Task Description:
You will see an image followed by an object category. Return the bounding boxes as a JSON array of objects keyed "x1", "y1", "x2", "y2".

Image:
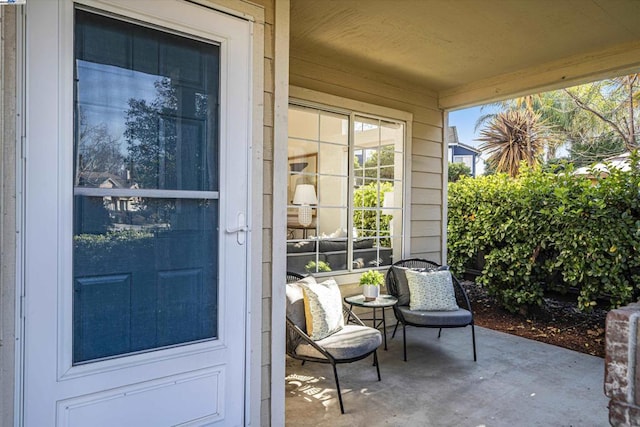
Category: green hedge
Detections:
[{"x1": 447, "y1": 154, "x2": 640, "y2": 313}]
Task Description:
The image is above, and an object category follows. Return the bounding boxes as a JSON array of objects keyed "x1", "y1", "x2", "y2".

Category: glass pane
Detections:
[
  {"x1": 316, "y1": 207, "x2": 347, "y2": 239},
  {"x1": 381, "y1": 120, "x2": 404, "y2": 150},
  {"x1": 353, "y1": 239, "x2": 392, "y2": 270},
  {"x1": 353, "y1": 179, "x2": 382, "y2": 209},
  {"x1": 354, "y1": 117, "x2": 380, "y2": 147},
  {"x1": 74, "y1": 10, "x2": 219, "y2": 192},
  {"x1": 380, "y1": 165, "x2": 394, "y2": 181},
  {"x1": 353, "y1": 208, "x2": 379, "y2": 236},
  {"x1": 319, "y1": 111, "x2": 348, "y2": 145},
  {"x1": 318, "y1": 143, "x2": 348, "y2": 176},
  {"x1": 73, "y1": 196, "x2": 218, "y2": 363},
  {"x1": 289, "y1": 106, "x2": 319, "y2": 140},
  {"x1": 288, "y1": 138, "x2": 317, "y2": 160},
  {"x1": 319, "y1": 238, "x2": 347, "y2": 272},
  {"x1": 73, "y1": 10, "x2": 221, "y2": 363},
  {"x1": 317, "y1": 175, "x2": 347, "y2": 206}
]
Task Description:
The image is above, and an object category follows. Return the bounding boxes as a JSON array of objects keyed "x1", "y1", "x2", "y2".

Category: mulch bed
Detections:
[{"x1": 462, "y1": 281, "x2": 607, "y2": 358}]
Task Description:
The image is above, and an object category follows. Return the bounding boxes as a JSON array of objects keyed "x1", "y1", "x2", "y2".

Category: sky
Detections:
[{"x1": 448, "y1": 105, "x2": 497, "y2": 175}]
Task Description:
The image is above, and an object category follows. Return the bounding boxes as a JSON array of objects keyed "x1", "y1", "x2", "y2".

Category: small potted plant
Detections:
[
  {"x1": 304, "y1": 260, "x2": 331, "y2": 273},
  {"x1": 359, "y1": 269, "x2": 384, "y2": 301}
]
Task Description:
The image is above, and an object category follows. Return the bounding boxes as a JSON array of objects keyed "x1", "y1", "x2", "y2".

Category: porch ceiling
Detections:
[{"x1": 290, "y1": 0, "x2": 640, "y2": 109}]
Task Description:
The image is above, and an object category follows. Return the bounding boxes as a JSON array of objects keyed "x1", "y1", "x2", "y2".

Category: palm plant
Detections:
[
  {"x1": 478, "y1": 109, "x2": 552, "y2": 177},
  {"x1": 475, "y1": 93, "x2": 569, "y2": 161}
]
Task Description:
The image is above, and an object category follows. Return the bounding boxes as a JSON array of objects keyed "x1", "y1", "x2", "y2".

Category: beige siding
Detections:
[
  {"x1": 290, "y1": 56, "x2": 446, "y2": 265},
  {"x1": 0, "y1": 7, "x2": 17, "y2": 427},
  {"x1": 250, "y1": 0, "x2": 276, "y2": 424}
]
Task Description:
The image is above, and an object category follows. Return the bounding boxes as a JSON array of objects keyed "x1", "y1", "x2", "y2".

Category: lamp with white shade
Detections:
[
  {"x1": 293, "y1": 184, "x2": 318, "y2": 227},
  {"x1": 382, "y1": 190, "x2": 394, "y2": 216}
]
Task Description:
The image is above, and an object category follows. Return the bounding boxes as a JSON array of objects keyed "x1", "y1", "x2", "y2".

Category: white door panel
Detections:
[{"x1": 23, "y1": 1, "x2": 251, "y2": 425}]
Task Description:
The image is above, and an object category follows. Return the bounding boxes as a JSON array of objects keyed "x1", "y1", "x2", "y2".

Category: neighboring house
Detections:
[
  {"x1": 2, "y1": 1, "x2": 640, "y2": 426},
  {"x1": 78, "y1": 171, "x2": 140, "y2": 212},
  {"x1": 447, "y1": 126, "x2": 481, "y2": 177}
]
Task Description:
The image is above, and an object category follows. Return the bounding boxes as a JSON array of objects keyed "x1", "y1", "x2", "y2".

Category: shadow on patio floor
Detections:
[{"x1": 285, "y1": 325, "x2": 607, "y2": 426}]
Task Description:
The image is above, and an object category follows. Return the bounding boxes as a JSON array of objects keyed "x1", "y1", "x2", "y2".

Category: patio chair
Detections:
[
  {"x1": 386, "y1": 258, "x2": 477, "y2": 362},
  {"x1": 286, "y1": 272, "x2": 382, "y2": 414}
]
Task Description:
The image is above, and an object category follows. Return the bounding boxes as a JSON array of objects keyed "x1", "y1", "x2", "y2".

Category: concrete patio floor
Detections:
[{"x1": 285, "y1": 325, "x2": 608, "y2": 426}]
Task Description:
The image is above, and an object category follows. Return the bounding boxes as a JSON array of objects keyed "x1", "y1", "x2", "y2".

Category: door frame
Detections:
[{"x1": 14, "y1": 0, "x2": 265, "y2": 425}]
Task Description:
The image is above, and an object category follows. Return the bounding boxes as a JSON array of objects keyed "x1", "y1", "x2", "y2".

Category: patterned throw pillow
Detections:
[
  {"x1": 299, "y1": 278, "x2": 344, "y2": 340},
  {"x1": 286, "y1": 276, "x2": 318, "y2": 332},
  {"x1": 405, "y1": 269, "x2": 459, "y2": 311}
]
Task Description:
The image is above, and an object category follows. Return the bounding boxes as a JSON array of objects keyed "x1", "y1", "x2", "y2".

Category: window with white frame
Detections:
[{"x1": 286, "y1": 103, "x2": 404, "y2": 275}]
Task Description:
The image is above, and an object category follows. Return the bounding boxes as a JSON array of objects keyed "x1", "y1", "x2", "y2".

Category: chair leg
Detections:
[
  {"x1": 403, "y1": 324, "x2": 407, "y2": 362},
  {"x1": 437, "y1": 328, "x2": 442, "y2": 338},
  {"x1": 332, "y1": 363, "x2": 345, "y2": 414},
  {"x1": 471, "y1": 324, "x2": 477, "y2": 362},
  {"x1": 373, "y1": 351, "x2": 381, "y2": 381},
  {"x1": 391, "y1": 320, "x2": 400, "y2": 339}
]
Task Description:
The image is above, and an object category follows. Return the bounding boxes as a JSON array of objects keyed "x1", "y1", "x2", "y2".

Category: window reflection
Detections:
[
  {"x1": 72, "y1": 10, "x2": 221, "y2": 363},
  {"x1": 75, "y1": 10, "x2": 218, "y2": 192}
]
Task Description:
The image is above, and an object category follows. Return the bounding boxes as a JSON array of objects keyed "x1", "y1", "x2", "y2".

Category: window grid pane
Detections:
[{"x1": 287, "y1": 106, "x2": 404, "y2": 275}]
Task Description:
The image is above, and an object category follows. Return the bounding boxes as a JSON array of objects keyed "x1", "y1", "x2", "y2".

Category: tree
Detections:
[
  {"x1": 124, "y1": 78, "x2": 178, "y2": 190},
  {"x1": 475, "y1": 93, "x2": 566, "y2": 161},
  {"x1": 474, "y1": 76, "x2": 640, "y2": 166},
  {"x1": 564, "y1": 74, "x2": 639, "y2": 153},
  {"x1": 76, "y1": 111, "x2": 125, "y2": 182},
  {"x1": 448, "y1": 162, "x2": 471, "y2": 182},
  {"x1": 354, "y1": 145, "x2": 395, "y2": 182},
  {"x1": 478, "y1": 110, "x2": 551, "y2": 177}
]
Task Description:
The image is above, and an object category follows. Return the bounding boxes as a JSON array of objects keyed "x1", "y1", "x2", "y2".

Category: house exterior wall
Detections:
[
  {"x1": 248, "y1": 0, "x2": 279, "y2": 424},
  {"x1": 451, "y1": 145, "x2": 478, "y2": 177},
  {"x1": 0, "y1": 6, "x2": 17, "y2": 427},
  {"x1": 289, "y1": 57, "x2": 446, "y2": 264}
]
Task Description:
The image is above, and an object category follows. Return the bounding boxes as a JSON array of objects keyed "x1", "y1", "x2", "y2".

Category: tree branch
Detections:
[{"x1": 563, "y1": 88, "x2": 634, "y2": 150}]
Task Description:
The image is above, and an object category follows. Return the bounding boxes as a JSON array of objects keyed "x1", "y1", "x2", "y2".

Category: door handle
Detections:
[{"x1": 225, "y1": 213, "x2": 249, "y2": 245}]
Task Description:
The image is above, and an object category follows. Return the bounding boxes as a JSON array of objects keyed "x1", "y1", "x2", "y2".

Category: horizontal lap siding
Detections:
[{"x1": 290, "y1": 57, "x2": 445, "y2": 264}]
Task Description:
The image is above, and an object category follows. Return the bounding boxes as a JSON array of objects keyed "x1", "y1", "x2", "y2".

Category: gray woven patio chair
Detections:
[
  {"x1": 385, "y1": 258, "x2": 477, "y2": 362},
  {"x1": 286, "y1": 272, "x2": 382, "y2": 414}
]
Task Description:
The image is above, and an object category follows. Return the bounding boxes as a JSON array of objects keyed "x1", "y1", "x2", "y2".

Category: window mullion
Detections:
[{"x1": 347, "y1": 113, "x2": 356, "y2": 271}]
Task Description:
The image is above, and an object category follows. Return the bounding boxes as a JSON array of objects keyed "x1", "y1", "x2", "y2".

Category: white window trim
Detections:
[{"x1": 288, "y1": 86, "x2": 413, "y2": 285}]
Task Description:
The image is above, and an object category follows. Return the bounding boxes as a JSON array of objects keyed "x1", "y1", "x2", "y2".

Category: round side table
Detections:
[{"x1": 344, "y1": 294, "x2": 398, "y2": 350}]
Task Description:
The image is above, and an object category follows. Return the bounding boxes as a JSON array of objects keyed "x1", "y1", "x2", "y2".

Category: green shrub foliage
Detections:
[{"x1": 448, "y1": 153, "x2": 640, "y2": 313}]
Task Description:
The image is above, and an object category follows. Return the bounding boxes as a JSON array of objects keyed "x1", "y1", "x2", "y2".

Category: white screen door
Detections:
[{"x1": 23, "y1": 1, "x2": 252, "y2": 425}]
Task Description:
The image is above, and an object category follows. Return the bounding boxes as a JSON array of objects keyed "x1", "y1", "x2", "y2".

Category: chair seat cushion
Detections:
[
  {"x1": 398, "y1": 305, "x2": 472, "y2": 326},
  {"x1": 295, "y1": 325, "x2": 382, "y2": 360}
]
